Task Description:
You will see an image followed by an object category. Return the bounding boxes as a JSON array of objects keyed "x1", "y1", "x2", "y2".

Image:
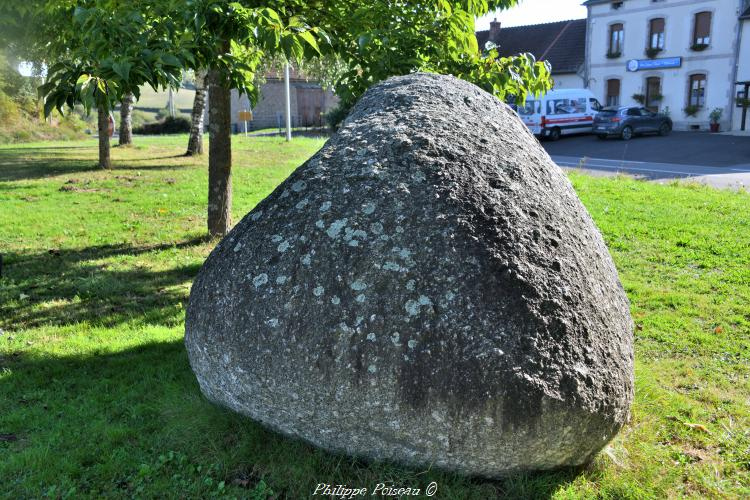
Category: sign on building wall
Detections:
[{"x1": 626, "y1": 57, "x2": 682, "y2": 72}]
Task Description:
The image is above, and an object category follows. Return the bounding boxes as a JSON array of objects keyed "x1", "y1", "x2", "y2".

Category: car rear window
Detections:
[{"x1": 598, "y1": 109, "x2": 618, "y2": 116}]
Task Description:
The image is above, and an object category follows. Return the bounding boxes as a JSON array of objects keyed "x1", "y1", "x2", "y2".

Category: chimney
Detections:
[{"x1": 489, "y1": 18, "x2": 502, "y2": 42}]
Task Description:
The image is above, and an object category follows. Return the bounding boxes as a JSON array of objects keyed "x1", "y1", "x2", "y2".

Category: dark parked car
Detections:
[{"x1": 593, "y1": 106, "x2": 672, "y2": 140}]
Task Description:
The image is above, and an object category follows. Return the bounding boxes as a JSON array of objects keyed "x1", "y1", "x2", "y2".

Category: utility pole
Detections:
[
  {"x1": 284, "y1": 63, "x2": 292, "y2": 141},
  {"x1": 168, "y1": 88, "x2": 175, "y2": 118}
]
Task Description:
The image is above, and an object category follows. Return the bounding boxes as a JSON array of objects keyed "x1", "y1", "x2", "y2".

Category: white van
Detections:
[{"x1": 516, "y1": 89, "x2": 602, "y2": 141}]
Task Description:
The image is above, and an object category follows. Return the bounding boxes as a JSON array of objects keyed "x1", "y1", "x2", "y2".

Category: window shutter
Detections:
[
  {"x1": 651, "y1": 18, "x2": 664, "y2": 34},
  {"x1": 695, "y1": 12, "x2": 711, "y2": 39}
]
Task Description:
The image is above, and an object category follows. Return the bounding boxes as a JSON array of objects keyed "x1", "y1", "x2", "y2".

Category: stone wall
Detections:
[{"x1": 229, "y1": 79, "x2": 339, "y2": 132}]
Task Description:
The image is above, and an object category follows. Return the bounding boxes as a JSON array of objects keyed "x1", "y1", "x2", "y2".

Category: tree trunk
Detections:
[
  {"x1": 186, "y1": 69, "x2": 208, "y2": 156},
  {"x1": 97, "y1": 107, "x2": 112, "y2": 169},
  {"x1": 119, "y1": 92, "x2": 134, "y2": 146},
  {"x1": 207, "y1": 69, "x2": 232, "y2": 237}
]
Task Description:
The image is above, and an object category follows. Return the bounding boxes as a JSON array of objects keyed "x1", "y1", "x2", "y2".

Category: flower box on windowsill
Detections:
[
  {"x1": 606, "y1": 51, "x2": 622, "y2": 59},
  {"x1": 632, "y1": 93, "x2": 646, "y2": 104},
  {"x1": 683, "y1": 105, "x2": 701, "y2": 117},
  {"x1": 645, "y1": 47, "x2": 663, "y2": 59},
  {"x1": 690, "y1": 43, "x2": 709, "y2": 52}
]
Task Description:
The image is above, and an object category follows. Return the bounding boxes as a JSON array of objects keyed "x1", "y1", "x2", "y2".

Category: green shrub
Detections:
[
  {"x1": 0, "y1": 91, "x2": 20, "y2": 121},
  {"x1": 324, "y1": 104, "x2": 350, "y2": 131},
  {"x1": 154, "y1": 105, "x2": 177, "y2": 121},
  {"x1": 133, "y1": 115, "x2": 191, "y2": 135},
  {"x1": 131, "y1": 109, "x2": 151, "y2": 129}
]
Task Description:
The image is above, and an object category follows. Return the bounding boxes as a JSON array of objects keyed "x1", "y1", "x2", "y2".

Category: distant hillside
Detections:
[
  {"x1": 0, "y1": 54, "x2": 86, "y2": 144},
  {"x1": 0, "y1": 95, "x2": 87, "y2": 144}
]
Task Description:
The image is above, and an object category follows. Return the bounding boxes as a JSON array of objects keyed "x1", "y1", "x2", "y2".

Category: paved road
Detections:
[
  {"x1": 542, "y1": 131, "x2": 750, "y2": 168},
  {"x1": 542, "y1": 131, "x2": 750, "y2": 188}
]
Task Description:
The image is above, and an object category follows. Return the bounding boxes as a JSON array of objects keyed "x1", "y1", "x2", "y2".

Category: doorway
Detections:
[
  {"x1": 296, "y1": 87, "x2": 324, "y2": 127},
  {"x1": 645, "y1": 76, "x2": 662, "y2": 112}
]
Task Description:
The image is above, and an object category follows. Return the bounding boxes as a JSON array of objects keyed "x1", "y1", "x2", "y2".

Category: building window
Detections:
[
  {"x1": 649, "y1": 18, "x2": 665, "y2": 50},
  {"x1": 608, "y1": 23, "x2": 624, "y2": 56},
  {"x1": 687, "y1": 74, "x2": 706, "y2": 108},
  {"x1": 692, "y1": 12, "x2": 711, "y2": 48},
  {"x1": 606, "y1": 79, "x2": 621, "y2": 106},
  {"x1": 645, "y1": 76, "x2": 662, "y2": 112}
]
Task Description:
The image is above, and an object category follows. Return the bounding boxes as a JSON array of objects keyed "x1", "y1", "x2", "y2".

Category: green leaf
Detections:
[
  {"x1": 112, "y1": 62, "x2": 131, "y2": 82},
  {"x1": 298, "y1": 31, "x2": 319, "y2": 54},
  {"x1": 43, "y1": 96, "x2": 56, "y2": 117},
  {"x1": 76, "y1": 74, "x2": 91, "y2": 86},
  {"x1": 160, "y1": 54, "x2": 182, "y2": 68}
]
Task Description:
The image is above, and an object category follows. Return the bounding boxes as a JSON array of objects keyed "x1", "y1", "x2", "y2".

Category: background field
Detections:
[
  {"x1": 1, "y1": 136, "x2": 749, "y2": 498},
  {"x1": 135, "y1": 86, "x2": 196, "y2": 111},
  {"x1": 124, "y1": 86, "x2": 196, "y2": 124}
]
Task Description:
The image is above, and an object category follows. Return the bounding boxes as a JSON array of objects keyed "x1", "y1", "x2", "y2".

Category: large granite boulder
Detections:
[{"x1": 185, "y1": 73, "x2": 634, "y2": 478}]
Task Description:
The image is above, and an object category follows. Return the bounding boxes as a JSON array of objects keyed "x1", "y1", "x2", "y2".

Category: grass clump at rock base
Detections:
[{"x1": 1, "y1": 135, "x2": 749, "y2": 498}]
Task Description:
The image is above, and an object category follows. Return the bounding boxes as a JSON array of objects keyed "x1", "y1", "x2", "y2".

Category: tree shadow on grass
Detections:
[
  {"x1": 0, "y1": 145, "x2": 92, "y2": 152},
  {"x1": 0, "y1": 340, "x2": 584, "y2": 499},
  {"x1": 134, "y1": 154, "x2": 192, "y2": 161},
  {"x1": 0, "y1": 149, "x2": 101, "y2": 182},
  {"x1": 0, "y1": 148, "x2": 198, "y2": 183},
  {"x1": 0, "y1": 237, "x2": 209, "y2": 331},
  {"x1": 111, "y1": 163, "x2": 198, "y2": 172}
]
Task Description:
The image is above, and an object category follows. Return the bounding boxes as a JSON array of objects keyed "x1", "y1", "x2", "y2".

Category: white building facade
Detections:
[
  {"x1": 733, "y1": 8, "x2": 750, "y2": 130},
  {"x1": 584, "y1": 0, "x2": 750, "y2": 131}
]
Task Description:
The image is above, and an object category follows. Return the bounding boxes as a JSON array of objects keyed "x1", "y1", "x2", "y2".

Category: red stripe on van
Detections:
[{"x1": 544, "y1": 116, "x2": 594, "y2": 125}]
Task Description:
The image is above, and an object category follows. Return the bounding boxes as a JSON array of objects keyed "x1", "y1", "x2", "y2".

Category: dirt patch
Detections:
[
  {"x1": 59, "y1": 179, "x2": 108, "y2": 193},
  {"x1": 115, "y1": 175, "x2": 140, "y2": 183},
  {"x1": 59, "y1": 185, "x2": 103, "y2": 193},
  {"x1": 682, "y1": 444, "x2": 719, "y2": 464}
]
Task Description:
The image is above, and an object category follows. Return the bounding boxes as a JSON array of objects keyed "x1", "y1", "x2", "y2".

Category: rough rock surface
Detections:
[{"x1": 185, "y1": 73, "x2": 634, "y2": 478}]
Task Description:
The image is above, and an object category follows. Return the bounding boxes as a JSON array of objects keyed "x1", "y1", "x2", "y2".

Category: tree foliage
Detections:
[
  {"x1": 38, "y1": 2, "x2": 188, "y2": 116},
  {"x1": 184, "y1": 0, "x2": 323, "y2": 105},
  {"x1": 3, "y1": 0, "x2": 552, "y2": 120},
  {"x1": 299, "y1": 0, "x2": 552, "y2": 109}
]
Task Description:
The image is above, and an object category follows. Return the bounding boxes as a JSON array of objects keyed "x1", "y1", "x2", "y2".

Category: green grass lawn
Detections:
[{"x1": 1, "y1": 136, "x2": 749, "y2": 499}]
